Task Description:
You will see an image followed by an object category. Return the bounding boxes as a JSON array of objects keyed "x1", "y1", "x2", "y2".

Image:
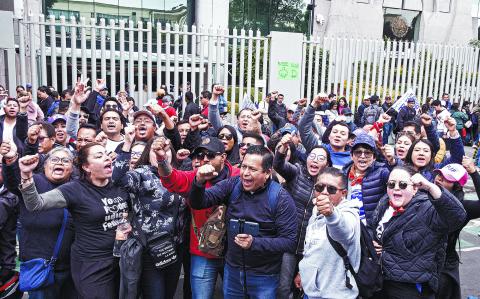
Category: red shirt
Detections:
[{"x1": 160, "y1": 162, "x2": 240, "y2": 259}]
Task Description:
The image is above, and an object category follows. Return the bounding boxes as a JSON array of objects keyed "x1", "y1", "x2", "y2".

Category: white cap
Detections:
[
  {"x1": 317, "y1": 92, "x2": 328, "y2": 98},
  {"x1": 143, "y1": 99, "x2": 157, "y2": 107}
]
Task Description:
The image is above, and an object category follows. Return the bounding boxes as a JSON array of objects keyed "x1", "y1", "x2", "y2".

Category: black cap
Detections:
[{"x1": 191, "y1": 137, "x2": 225, "y2": 156}]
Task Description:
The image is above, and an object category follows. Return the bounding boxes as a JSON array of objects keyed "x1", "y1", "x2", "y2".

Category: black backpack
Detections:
[{"x1": 326, "y1": 222, "x2": 383, "y2": 298}]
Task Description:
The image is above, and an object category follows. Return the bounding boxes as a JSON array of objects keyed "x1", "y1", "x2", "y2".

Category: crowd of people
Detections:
[{"x1": 0, "y1": 80, "x2": 479, "y2": 299}]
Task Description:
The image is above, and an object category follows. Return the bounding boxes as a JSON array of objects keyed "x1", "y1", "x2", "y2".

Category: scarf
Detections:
[
  {"x1": 388, "y1": 200, "x2": 405, "y2": 216},
  {"x1": 348, "y1": 165, "x2": 364, "y2": 186}
]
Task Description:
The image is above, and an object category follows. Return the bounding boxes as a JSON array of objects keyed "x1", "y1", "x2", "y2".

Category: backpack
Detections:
[
  {"x1": 192, "y1": 179, "x2": 282, "y2": 257},
  {"x1": 326, "y1": 222, "x2": 383, "y2": 298}
]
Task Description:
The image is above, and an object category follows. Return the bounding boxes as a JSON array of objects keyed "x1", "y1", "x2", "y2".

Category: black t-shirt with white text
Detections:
[{"x1": 58, "y1": 180, "x2": 129, "y2": 260}]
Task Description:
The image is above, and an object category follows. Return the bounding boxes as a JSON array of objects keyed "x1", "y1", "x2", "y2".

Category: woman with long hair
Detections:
[{"x1": 18, "y1": 142, "x2": 130, "y2": 298}]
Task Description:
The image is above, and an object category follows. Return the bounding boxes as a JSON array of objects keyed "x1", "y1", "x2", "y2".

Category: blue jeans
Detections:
[
  {"x1": 28, "y1": 269, "x2": 76, "y2": 299},
  {"x1": 190, "y1": 255, "x2": 223, "y2": 299},
  {"x1": 223, "y1": 263, "x2": 279, "y2": 299},
  {"x1": 382, "y1": 123, "x2": 393, "y2": 145}
]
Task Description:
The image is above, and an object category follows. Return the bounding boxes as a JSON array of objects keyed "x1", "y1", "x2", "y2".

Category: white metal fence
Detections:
[
  {"x1": 14, "y1": 14, "x2": 480, "y2": 114},
  {"x1": 301, "y1": 37, "x2": 480, "y2": 111},
  {"x1": 17, "y1": 14, "x2": 269, "y2": 116}
]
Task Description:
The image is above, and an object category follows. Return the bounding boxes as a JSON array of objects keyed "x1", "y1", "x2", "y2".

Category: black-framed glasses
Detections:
[
  {"x1": 194, "y1": 151, "x2": 220, "y2": 160},
  {"x1": 387, "y1": 180, "x2": 411, "y2": 190},
  {"x1": 314, "y1": 184, "x2": 341, "y2": 195},
  {"x1": 218, "y1": 133, "x2": 233, "y2": 141},
  {"x1": 49, "y1": 157, "x2": 72, "y2": 165},
  {"x1": 105, "y1": 104, "x2": 118, "y2": 110},
  {"x1": 239, "y1": 142, "x2": 254, "y2": 148},
  {"x1": 352, "y1": 150, "x2": 374, "y2": 159}
]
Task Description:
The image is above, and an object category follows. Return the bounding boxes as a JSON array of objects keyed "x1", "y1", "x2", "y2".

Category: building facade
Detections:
[{"x1": 312, "y1": 0, "x2": 479, "y2": 44}]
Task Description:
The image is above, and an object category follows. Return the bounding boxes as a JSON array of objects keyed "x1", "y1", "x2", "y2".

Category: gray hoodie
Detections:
[{"x1": 299, "y1": 199, "x2": 361, "y2": 299}]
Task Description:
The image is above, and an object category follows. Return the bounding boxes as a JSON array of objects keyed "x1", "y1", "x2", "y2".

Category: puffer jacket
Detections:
[
  {"x1": 268, "y1": 99, "x2": 287, "y2": 129},
  {"x1": 273, "y1": 151, "x2": 316, "y2": 255},
  {"x1": 368, "y1": 189, "x2": 466, "y2": 292},
  {"x1": 112, "y1": 152, "x2": 186, "y2": 245},
  {"x1": 342, "y1": 161, "x2": 390, "y2": 222}
]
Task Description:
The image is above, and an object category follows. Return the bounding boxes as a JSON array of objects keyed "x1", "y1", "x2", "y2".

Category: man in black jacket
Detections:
[
  {"x1": 268, "y1": 94, "x2": 287, "y2": 132},
  {"x1": 190, "y1": 145, "x2": 297, "y2": 298},
  {"x1": 395, "y1": 98, "x2": 416, "y2": 132}
]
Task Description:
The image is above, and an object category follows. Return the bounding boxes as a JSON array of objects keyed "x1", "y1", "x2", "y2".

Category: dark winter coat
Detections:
[
  {"x1": 268, "y1": 100, "x2": 287, "y2": 130},
  {"x1": 368, "y1": 189, "x2": 466, "y2": 292}
]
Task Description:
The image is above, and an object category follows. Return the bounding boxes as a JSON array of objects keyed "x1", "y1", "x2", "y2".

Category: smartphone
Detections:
[{"x1": 229, "y1": 219, "x2": 259, "y2": 237}]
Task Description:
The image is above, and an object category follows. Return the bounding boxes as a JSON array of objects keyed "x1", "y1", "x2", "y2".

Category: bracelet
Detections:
[{"x1": 4, "y1": 153, "x2": 18, "y2": 163}]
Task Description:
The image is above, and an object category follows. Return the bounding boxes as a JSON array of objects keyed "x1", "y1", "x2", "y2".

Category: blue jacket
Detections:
[
  {"x1": 368, "y1": 189, "x2": 466, "y2": 291},
  {"x1": 189, "y1": 177, "x2": 297, "y2": 274},
  {"x1": 342, "y1": 161, "x2": 390, "y2": 222},
  {"x1": 396, "y1": 105, "x2": 416, "y2": 131}
]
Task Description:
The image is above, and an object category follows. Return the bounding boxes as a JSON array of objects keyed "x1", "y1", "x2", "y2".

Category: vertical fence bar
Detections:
[
  {"x1": 389, "y1": 41, "x2": 397, "y2": 97},
  {"x1": 239, "y1": 29, "x2": 245, "y2": 107},
  {"x1": 445, "y1": 45, "x2": 453, "y2": 95},
  {"x1": 301, "y1": 39, "x2": 307, "y2": 97},
  {"x1": 357, "y1": 39, "x2": 366, "y2": 104},
  {"x1": 262, "y1": 38, "x2": 268, "y2": 103},
  {"x1": 28, "y1": 15, "x2": 38, "y2": 98},
  {"x1": 450, "y1": 46, "x2": 459, "y2": 98},
  {"x1": 377, "y1": 40, "x2": 385, "y2": 97},
  {"x1": 49, "y1": 16, "x2": 57, "y2": 89},
  {"x1": 223, "y1": 29, "x2": 229, "y2": 90},
  {"x1": 119, "y1": 20, "x2": 125, "y2": 92},
  {"x1": 128, "y1": 21, "x2": 135, "y2": 96},
  {"x1": 192, "y1": 25, "x2": 198, "y2": 95},
  {"x1": 207, "y1": 26, "x2": 214, "y2": 90},
  {"x1": 90, "y1": 18, "x2": 97, "y2": 86},
  {"x1": 466, "y1": 48, "x2": 478, "y2": 105},
  {"x1": 327, "y1": 38, "x2": 333, "y2": 94},
  {"x1": 371, "y1": 40, "x2": 379, "y2": 96},
  {"x1": 394, "y1": 41, "x2": 403, "y2": 97},
  {"x1": 182, "y1": 25, "x2": 188, "y2": 100},
  {"x1": 418, "y1": 44, "x2": 426, "y2": 100},
  {"x1": 254, "y1": 30, "x2": 261, "y2": 103},
  {"x1": 156, "y1": 23, "x2": 162, "y2": 91},
  {"x1": 351, "y1": 39, "x2": 360, "y2": 111},
  {"x1": 246, "y1": 30, "x2": 253, "y2": 101},
  {"x1": 146, "y1": 22, "x2": 152, "y2": 99},
  {"x1": 340, "y1": 38, "x2": 348, "y2": 96},
  {"x1": 109, "y1": 19, "x2": 116, "y2": 95},
  {"x1": 454, "y1": 46, "x2": 466, "y2": 100},
  {"x1": 364, "y1": 39, "x2": 372, "y2": 97},
  {"x1": 320, "y1": 37, "x2": 328, "y2": 93},
  {"x1": 428, "y1": 44, "x2": 437, "y2": 98},
  {"x1": 313, "y1": 38, "x2": 321, "y2": 98},
  {"x1": 412, "y1": 42, "x2": 420, "y2": 94},
  {"x1": 306, "y1": 37, "x2": 314, "y2": 100},
  {"x1": 19, "y1": 19, "x2": 26, "y2": 86},
  {"x1": 433, "y1": 45, "x2": 442, "y2": 99},
  {"x1": 80, "y1": 18, "x2": 87, "y2": 83},
  {"x1": 40, "y1": 15, "x2": 48, "y2": 86},
  {"x1": 439, "y1": 45, "x2": 448, "y2": 96},
  {"x1": 198, "y1": 26, "x2": 205, "y2": 94},
  {"x1": 60, "y1": 16, "x2": 67, "y2": 89},
  {"x1": 215, "y1": 28, "x2": 222, "y2": 84},
  {"x1": 345, "y1": 38, "x2": 353, "y2": 101},
  {"x1": 333, "y1": 38, "x2": 341, "y2": 94},
  {"x1": 400, "y1": 42, "x2": 408, "y2": 95},
  {"x1": 100, "y1": 18, "x2": 106, "y2": 82},
  {"x1": 381, "y1": 40, "x2": 391, "y2": 100},
  {"x1": 407, "y1": 42, "x2": 415, "y2": 90},
  {"x1": 173, "y1": 23, "x2": 180, "y2": 102},
  {"x1": 475, "y1": 49, "x2": 480, "y2": 104},
  {"x1": 164, "y1": 23, "x2": 171, "y2": 93},
  {"x1": 459, "y1": 47, "x2": 471, "y2": 103},
  {"x1": 231, "y1": 28, "x2": 238, "y2": 118},
  {"x1": 422, "y1": 44, "x2": 431, "y2": 100},
  {"x1": 137, "y1": 21, "x2": 144, "y2": 105}
]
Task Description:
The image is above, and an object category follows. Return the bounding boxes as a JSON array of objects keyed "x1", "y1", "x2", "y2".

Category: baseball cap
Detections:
[
  {"x1": 26, "y1": 83, "x2": 32, "y2": 88},
  {"x1": 287, "y1": 104, "x2": 296, "y2": 112},
  {"x1": 352, "y1": 132, "x2": 376, "y2": 151},
  {"x1": 133, "y1": 110, "x2": 156, "y2": 124},
  {"x1": 434, "y1": 164, "x2": 468, "y2": 186},
  {"x1": 279, "y1": 124, "x2": 298, "y2": 135},
  {"x1": 407, "y1": 98, "x2": 415, "y2": 103},
  {"x1": 48, "y1": 114, "x2": 67, "y2": 125},
  {"x1": 191, "y1": 137, "x2": 225, "y2": 156},
  {"x1": 143, "y1": 99, "x2": 157, "y2": 108},
  {"x1": 341, "y1": 107, "x2": 352, "y2": 116}
]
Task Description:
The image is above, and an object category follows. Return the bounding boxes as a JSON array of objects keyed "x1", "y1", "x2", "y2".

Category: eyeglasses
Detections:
[
  {"x1": 218, "y1": 133, "x2": 233, "y2": 141},
  {"x1": 105, "y1": 104, "x2": 118, "y2": 110},
  {"x1": 352, "y1": 150, "x2": 374, "y2": 159},
  {"x1": 131, "y1": 151, "x2": 143, "y2": 158},
  {"x1": 308, "y1": 153, "x2": 326, "y2": 162},
  {"x1": 314, "y1": 184, "x2": 342, "y2": 195},
  {"x1": 134, "y1": 118, "x2": 154, "y2": 125},
  {"x1": 194, "y1": 151, "x2": 220, "y2": 160},
  {"x1": 387, "y1": 180, "x2": 412, "y2": 190},
  {"x1": 239, "y1": 142, "x2": 255, "y2": 148},
  {"x1": 49, "y1": 157, "x2": 72, "y2": 165}
]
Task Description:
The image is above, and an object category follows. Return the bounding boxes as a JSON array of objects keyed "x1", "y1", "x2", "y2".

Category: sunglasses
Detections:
[
  {"x1": 194, "y1": 151, "x2": 220, "y2": 160},
  {"x1": 239, "y1": 142, "x2": 255, "y2": 148},
  {"x1": 314, "y1": 184, "x2": 341, "y2": 195},
  {"x1": 218, "y1": 133, "x2": 233, "y2": 141},
  {"x1": 352, "y1": 150, "x2": 374, "y2": 158},
  {"x1": 387, "y1": 180, "x2": 412, "y2": 190}
]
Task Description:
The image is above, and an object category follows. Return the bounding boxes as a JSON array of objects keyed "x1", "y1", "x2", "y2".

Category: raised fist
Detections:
[{"x1": 196, "y1": 164, "x2": 218, "y2": 184}]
